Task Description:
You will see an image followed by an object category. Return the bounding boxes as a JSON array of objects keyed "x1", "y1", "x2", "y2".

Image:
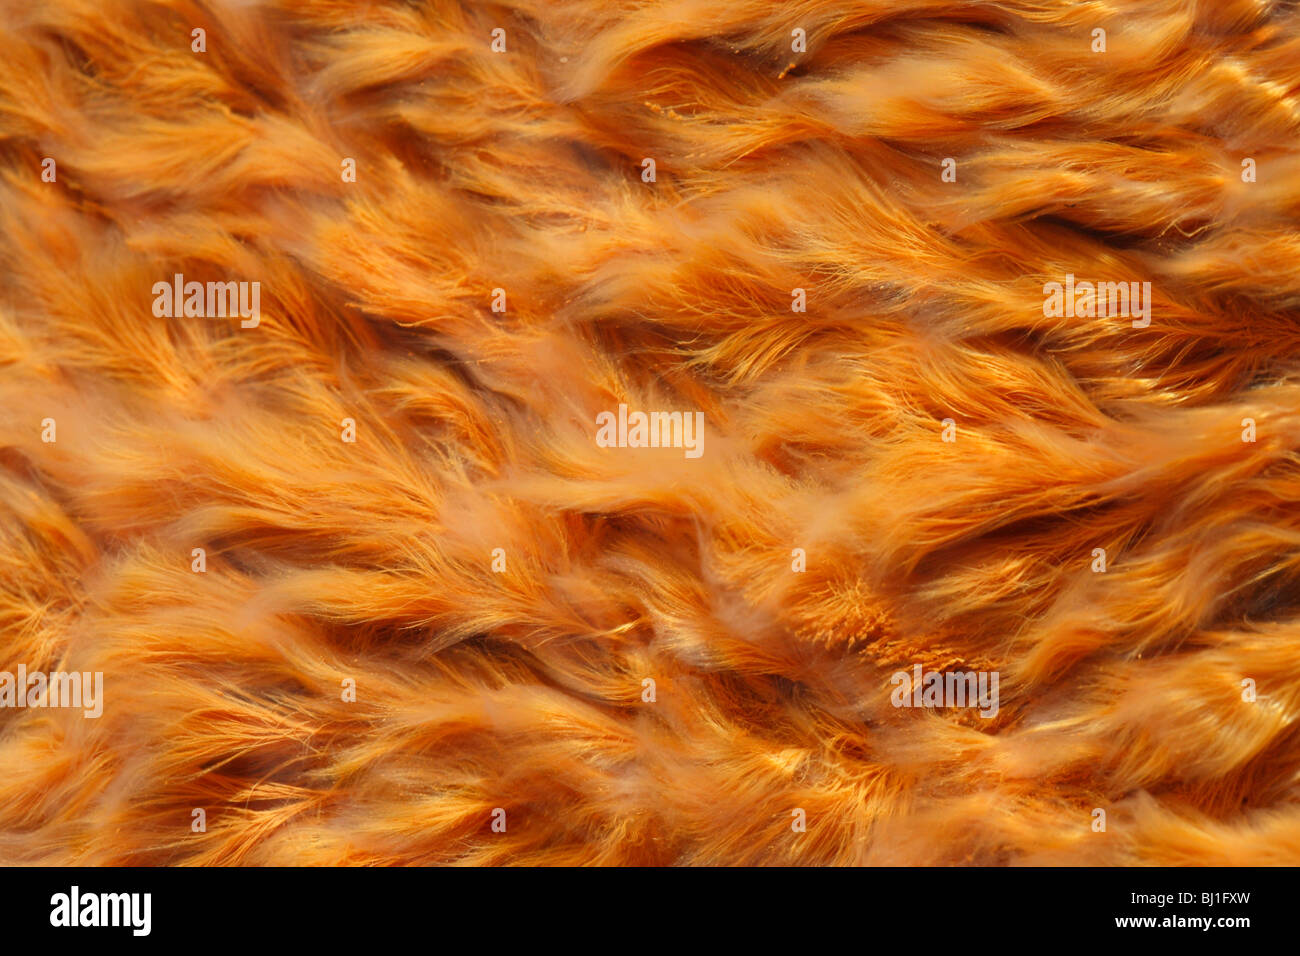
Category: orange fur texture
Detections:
[{"x1": 1, "y1": 0, "x2": 1300, "y2": 865}]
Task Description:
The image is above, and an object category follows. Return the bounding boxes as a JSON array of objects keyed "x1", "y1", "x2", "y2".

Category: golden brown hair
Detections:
[{"x1": 0, "y1": 0, "x2": 1298, "y2": 864}]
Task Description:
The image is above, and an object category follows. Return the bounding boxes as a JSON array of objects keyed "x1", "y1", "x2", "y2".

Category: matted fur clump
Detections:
[{"x1": 0, "y1": 0, "x2": 1298, "y2": 866}]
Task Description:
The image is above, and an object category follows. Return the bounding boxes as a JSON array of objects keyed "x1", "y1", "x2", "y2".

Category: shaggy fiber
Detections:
[{"x1": 1, "y1": 0, "x2": 1299, "y2": 866}]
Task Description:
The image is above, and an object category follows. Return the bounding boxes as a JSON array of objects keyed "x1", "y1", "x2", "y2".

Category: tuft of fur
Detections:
[{"x1": 1, "y1": 0, "x2": 1299, "y2": 865}]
